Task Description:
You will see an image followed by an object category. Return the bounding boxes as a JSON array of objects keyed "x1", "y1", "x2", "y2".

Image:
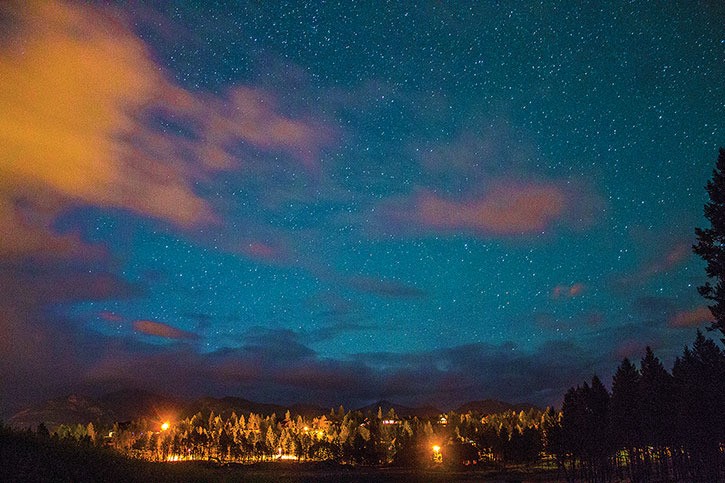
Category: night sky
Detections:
[{"x1": 1, "y1": 1, "x2": 724, "y2": 416}]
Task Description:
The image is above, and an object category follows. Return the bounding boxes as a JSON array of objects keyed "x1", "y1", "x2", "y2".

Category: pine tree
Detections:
[
  {"x1": 610, "y1": 358, "x2": 641, "y2": 479},
  {"x1": 638, "y1": 347, "x2": 672, "y2": 448},
  {"x1": 693, "y1": 147, "x2": 725, "y2": 338},
  {"x1": 672, "y1": 331, "x2": 725, "y2": 480}
]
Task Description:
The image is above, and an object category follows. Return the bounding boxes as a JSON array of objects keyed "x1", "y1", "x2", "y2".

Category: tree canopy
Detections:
[{"x1": 694, "y1": 147, "x2": 725, "y2": 338}]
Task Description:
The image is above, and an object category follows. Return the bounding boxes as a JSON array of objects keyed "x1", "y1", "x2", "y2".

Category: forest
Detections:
[{"x1": 2, "y1": 330, "x2": 723, "y2": 482}]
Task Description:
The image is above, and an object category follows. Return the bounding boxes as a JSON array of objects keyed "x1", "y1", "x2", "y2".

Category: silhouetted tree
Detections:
[
  {"x1": 610, "y1": 357, "x2": 641, "y2": 480},
  {"x1": 694, "y1": 147, "x2": 725, "y2": 339},
  {"x1": 672, "y1": 331, "x2": 725, "y2": 481},
  {"x1": 559, "y1": 376, "x2": 611, "y2": 482},
  {"x1": 637, "y1": 348, "x2": 671, "y2": 444}
]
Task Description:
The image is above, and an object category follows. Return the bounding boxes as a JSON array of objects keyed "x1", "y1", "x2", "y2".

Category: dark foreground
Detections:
[{"x1": 1, "y1": 426, "x2": 560, "y2": 482}]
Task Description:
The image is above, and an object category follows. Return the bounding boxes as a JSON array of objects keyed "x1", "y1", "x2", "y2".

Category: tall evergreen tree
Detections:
[
  {"x1": 672, "y1": 331, "x2": 725, "y2": 480},
  {"x1": 637, "y1": 347, "x2": 672, "y2": 449},
  {"x1": 693, "y1": 147, "x2": 725, "y2": 338},
  {"x1": 610, "y1": 358, "x2": 641, "y2": 450}
]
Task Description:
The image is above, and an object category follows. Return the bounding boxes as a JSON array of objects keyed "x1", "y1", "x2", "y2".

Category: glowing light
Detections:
[
  {"x1": 432, "y1": 444, "x2": 443, "y2": 464},
  {"x1": 161, "y1": 422, "x2": 170, "y2": 431}
]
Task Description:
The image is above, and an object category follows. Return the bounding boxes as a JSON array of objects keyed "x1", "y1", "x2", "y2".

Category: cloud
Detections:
[
  {"x1": 417, "y1": 121, "x2": 537, "y2": 190},
  {"x1": 0, "y1": 2, "x2": 213, "y2": 231},
  {"x1": 238, "y1": 239, "x2": 297, "y2": 265},
  {"x1": 241, "y1": 327, "x2": 316, "y2": 361},
  {"x1": 0, "y1": 1, "x2": 334, "y2": 258},
  {"x1": 614, "y1": 338, "x2": 653, "y2": 361},
  {"x1": 416, "y1": 184, "x2": 566, "y2": 236},
  {"x1": 669, "y1": 306, "x2": 714, "y2": 328},
  {"x1": 308, "y1": 322, "x2": 379, "y2": 341},
  {"x1": 0, "y1": 261, "x2": 143, "y2": 416},
  {"x1": 99, "y1": 311, "x2": 123, "y2": 323},
  {"x1": 0, "y1": 323, "x2": 602, "y2": 416},
  {"x1": 612, "y1": 241, "x2": 692, "y2": 292},
  {"x1": 552, "y1": 282, "x2": 586, "y2": 299},
  {"x1": 133, "y1": 320, "x2": 199, "y2": 341},
  {"x1": 378, "y1": 179, "x2": 597, "y2": 239}
]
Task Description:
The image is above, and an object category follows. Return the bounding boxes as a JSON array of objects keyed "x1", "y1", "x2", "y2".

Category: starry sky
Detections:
[{"x1": 1, "y1": 1, "x2": 724, "y2": 416}]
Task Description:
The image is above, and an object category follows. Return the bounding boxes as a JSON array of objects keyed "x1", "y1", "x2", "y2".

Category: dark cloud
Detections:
[
  {"x1": 1, "y1": 322, "x2": 602, "y2": 416},
  {"x1": 632, "y1": 296, "x2": 677, "y2": 324},
  {"x1": 241, "y1": 327, "x2": 316, "y2": 361}
]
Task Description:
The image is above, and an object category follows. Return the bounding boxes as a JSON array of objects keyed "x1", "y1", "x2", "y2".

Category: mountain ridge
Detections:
[{"x1": 8, "y1": 390, "x2": 540, "y2": 430}]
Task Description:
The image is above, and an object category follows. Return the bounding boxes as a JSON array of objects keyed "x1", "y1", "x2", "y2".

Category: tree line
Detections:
[
  {"x1": 102, "y1": 404, "x2": 550, "y2": 468},
  {"x1": 11, "y1": 328, "x2": 724, "y2": 481},
  {"x1": 550, "y1": 332, "x2": 725, "y2": 482}
]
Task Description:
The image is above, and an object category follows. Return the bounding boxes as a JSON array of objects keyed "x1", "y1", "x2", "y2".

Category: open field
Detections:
[{"x1": 152, "y1": 461, "x2": 563, "y2": 482}]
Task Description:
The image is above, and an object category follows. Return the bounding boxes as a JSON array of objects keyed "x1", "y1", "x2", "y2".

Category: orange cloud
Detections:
[
  {"x1": 669, "y1": 306, "x2": 714, "y2": 328},
  {"x1": 133, "y1": 320, "x2": 199, "y2": 340},
  {"x1": 416, "y1": 182, "x2": 567, "y2": 236},
  {"x1": 98, "y1": 311, "x2": 123, "y2": 323},
  {"x1": 244, "y1": 242, "x2": 278, "y2": 260},
  {"x1": 0, "y1": 1, "x2": 333, "y2": 258},
  {"x1": 552, "y1": 283, "x2": 586, "y2": 299},
  {"x1": 0, "y1": 2, "x2": 211, "y2": 228},
  {"x1": 613, "y1": 241, "x2": 692, "y2": 292}
]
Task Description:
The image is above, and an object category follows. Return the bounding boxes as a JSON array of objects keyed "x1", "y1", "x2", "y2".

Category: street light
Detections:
[{"x1": 432, "y1": 444, "x2": 442, "y2": 463}]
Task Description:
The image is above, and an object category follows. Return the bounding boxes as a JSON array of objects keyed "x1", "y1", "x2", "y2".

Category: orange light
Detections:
[
  {"x1": 161, "y1": 422, "x2": 170, "y2": 431},
  {"x1": 432, "y1": 445, "x2": 440, "y2": 453}
]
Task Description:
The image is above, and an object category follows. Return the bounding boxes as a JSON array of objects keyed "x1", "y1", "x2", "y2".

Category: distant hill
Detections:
[
  {"x1": 97, "y1": 389, "x2": 182, "y2": 422},
  {"x1": 10, "y1": 391, "x2": 540, "y2": 430},
  {"x1": 355, "y1": 400, "x2": 442, "y2": 419},
  {"x1": 8, "y1": 394, "x2": 108, "y2": 430},
  {"x1": 8, "y1": 389, "x2": 183, "y2": 430},
  {"x1": 9, "y1": 390, "x2": 327, "y2": 430},
  {"x1": 455, "y1": 399, "x2": 540, "y2": 416}
]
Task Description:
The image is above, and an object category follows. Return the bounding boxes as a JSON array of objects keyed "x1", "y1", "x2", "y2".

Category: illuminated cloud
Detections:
[
  {"x1": 239, "y1": 240, "x2": 296, "y2": 265},
  {"x1": 98, "y1": 312, "x2": 123, "y2": 322},
  {"x1": 0, "y1": 1, "x2": 334, "y2": 257},
  {"x1": 669, "y1": 306, "x2": 714, "y2": 328},
  {"x1": 417, "y1": 183, "x2": 566, "y2": 235},
  {"x1": 133, "y1": 320, "x2": 199, "y2": 341},
  {"x1": 552, "y1": 283, "x2": 586, "y2": 299},
  {"x1": 0, "y1": 2, "x2": 212, "y2": 230}
]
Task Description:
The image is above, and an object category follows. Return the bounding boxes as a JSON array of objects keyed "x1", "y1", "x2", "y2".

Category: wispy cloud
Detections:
[
  {"x1": 379, "y1": 180, "x2": 594, "y2": 239},
  {"x1": 612, "y1": 241, "x2": 692, "y2": 292},
  {"x1": 133, "y1": 320, "x2": 199, "y2": 341},
  {"x1": 669, "y1": 306, "x2": 713, "y2": 328},
  {"x1": 415, "y1": 183, "x2": 567, "y2": 235}
]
